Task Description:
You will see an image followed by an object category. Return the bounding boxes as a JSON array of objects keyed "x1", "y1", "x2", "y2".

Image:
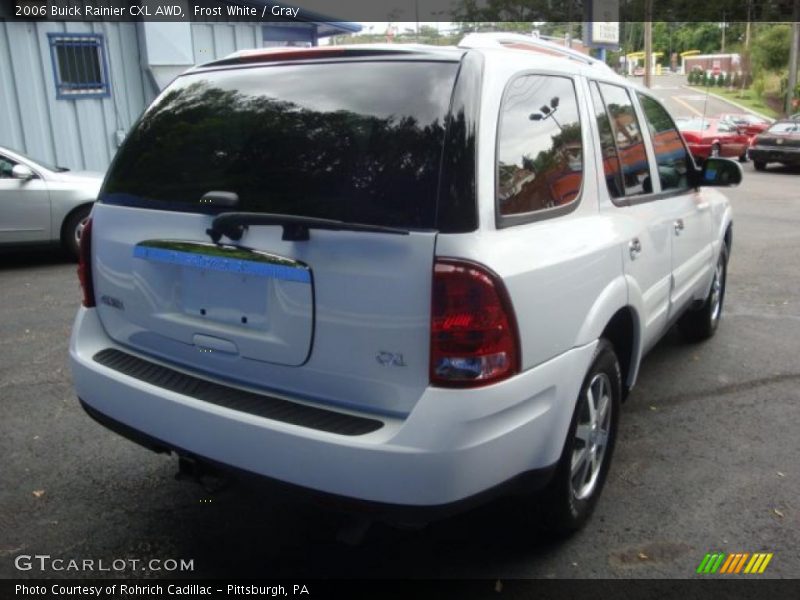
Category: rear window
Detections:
[
  {"x1": 101, "y1": 61, "x2": 460, "y2": 230},
  {"x1": 766, "y1": 122, "x2": 800, "y2": 134}
]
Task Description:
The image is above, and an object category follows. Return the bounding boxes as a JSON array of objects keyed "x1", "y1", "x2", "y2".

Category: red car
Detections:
[
  {"x1": 676, "y1": 117, "x2": 750, "y2": 162},
  {"x1": 718, "y1": 113, "x2": 772, "y2": 140}
]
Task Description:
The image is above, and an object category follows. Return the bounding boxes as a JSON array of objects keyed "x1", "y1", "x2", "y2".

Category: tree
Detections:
[
  {"x1": 753, "y1": 75, "x2": 766, "y2": 101},
  {"x1": 751, "y1": 24, "x2": 792, "y2": 72}
]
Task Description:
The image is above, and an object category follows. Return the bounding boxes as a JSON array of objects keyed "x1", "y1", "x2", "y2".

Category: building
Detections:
[
  {"x1": 682, "y1": 53, "x2": 741, "y2": 77},
  {"x1": 0, "y1": 12, "x2": 360, "y2": 172}
]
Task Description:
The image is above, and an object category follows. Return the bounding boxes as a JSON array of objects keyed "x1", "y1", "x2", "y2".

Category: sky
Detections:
[{"x1": 357, "y1": 22, "x2": 458, "y2": 35}]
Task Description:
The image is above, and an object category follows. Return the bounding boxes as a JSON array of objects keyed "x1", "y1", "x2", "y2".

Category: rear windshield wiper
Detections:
[{"x1": 207, "y1": 212, "x2": 410, "y2": 243}]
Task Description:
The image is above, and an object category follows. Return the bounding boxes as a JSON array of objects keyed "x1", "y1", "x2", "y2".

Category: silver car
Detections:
[{"x1": 0, "y1": 146, "x2": 103, "y2": 259}]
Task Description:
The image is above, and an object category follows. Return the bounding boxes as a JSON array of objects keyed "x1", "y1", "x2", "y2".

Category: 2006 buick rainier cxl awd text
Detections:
[{"x1": 70, "y1": 33, "x2": 739, "y2": 534}]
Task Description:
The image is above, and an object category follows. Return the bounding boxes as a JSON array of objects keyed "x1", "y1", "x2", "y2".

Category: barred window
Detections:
[{"x1": 48, "y1": 34, "x2": 110, "y2": 99}]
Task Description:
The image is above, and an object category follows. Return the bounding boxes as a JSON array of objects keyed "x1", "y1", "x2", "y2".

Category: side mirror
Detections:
[
  {"x1": 11, "y1": 164, "x2": 35, "y2": 181},
  {"x1": 695, "y1": 157, "x2": 742, "y2": 187}
]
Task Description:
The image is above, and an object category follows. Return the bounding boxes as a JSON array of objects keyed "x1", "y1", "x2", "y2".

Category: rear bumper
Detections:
[
  {"x1": 749, "y1": 147, "x2": 800, "y2": 164},
  {"x1": 70, "y1": 307, "x2": 596, "y2": 507},
  {"x1": 79, "y1": 398, "x2": 556, "y2": 521}
]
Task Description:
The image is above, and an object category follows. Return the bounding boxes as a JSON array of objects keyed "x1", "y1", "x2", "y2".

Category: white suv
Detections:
[{"x1": 70, "y1": 34, "x2": 738, "y2": 533}]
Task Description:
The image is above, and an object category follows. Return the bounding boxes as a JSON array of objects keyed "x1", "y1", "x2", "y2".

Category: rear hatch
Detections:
[
  {"x1": 91, "y1": 53, "x2": 472, "y2": 416},
  {"x1": 756, "y1": 122, "x2": 800, "y2": 148}
]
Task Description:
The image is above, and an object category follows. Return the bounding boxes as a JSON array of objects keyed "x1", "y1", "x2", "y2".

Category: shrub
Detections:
[{"x1": 753, "y1": 75, "x2": 766, "y2": 101}]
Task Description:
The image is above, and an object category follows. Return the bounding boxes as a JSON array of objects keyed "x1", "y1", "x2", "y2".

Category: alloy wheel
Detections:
[
  {"x1": 710, "y1": 255, "x2": 724, "y2": 323},
  {"x1": 570, "y1": 372, "x2": 613, "y2": 501}
]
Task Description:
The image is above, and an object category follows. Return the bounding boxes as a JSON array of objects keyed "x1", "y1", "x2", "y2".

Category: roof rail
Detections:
[
  {"x1": 206, "y1": 44, "x2": 461, "y2": 67},
  {"x1": 458, "y1": 32, "x2": 613, "y2": 72}
]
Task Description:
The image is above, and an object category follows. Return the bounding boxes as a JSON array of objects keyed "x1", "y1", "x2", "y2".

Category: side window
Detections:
[
  {"x1": 497, "y1": 75, "x2": 583, "y2": 218},
  {"x1": 596, "y1": 83, "x2": 653, "y2": 198},
  {"x1": 637, "y1": 94, "x2": 690, "y2": 192},
  {"x1": 0, "y1": 155, "x2": 17, "y2": 179},
  {"x1": 590, "y1": 82, "x2": 624, "y2": 199}
]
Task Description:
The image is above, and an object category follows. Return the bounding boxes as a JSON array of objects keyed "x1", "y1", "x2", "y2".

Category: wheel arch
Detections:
[
  {"x1": 574, "y1": 277, "x2": 642, "y2": 397},
  {"x1": 723, "y1": 221, "x2": 733, "y2": 254},
  {"x1": 599, "y1": 308, "x2": 638, "y2": 400},
  {"x1": 59, "y1": 202, "x2": 94, "y2": 244}
]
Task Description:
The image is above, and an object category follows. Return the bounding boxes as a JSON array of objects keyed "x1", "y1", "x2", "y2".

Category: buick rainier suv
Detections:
[{"x1": 70, "y1": 34, "x2": 738, "y2": 533}]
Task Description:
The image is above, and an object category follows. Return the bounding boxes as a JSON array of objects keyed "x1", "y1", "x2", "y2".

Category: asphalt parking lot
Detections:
[{"x1": 1, "y1": 158, "x2": 799, "y2": 580}]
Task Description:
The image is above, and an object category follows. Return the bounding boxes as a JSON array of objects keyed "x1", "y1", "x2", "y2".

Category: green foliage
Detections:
[
  {"x1": 732, "y1": 72, "x2": 741, "y2": 88},
  {"x1": 753, "y1": 75, "x2": 766, "y2": 101},
  {"x1": 671, "y1": 23, "x2": 723, "y2": 56},
  {"x1": 751, "y1": 24, "x2": 791, "y2": 72},
  {"x1": 724, "y1": 73, "x2": 732, "y2": 87},
  {"x1": 717, "y1": 74, "x2": 725, "y2": 87}
]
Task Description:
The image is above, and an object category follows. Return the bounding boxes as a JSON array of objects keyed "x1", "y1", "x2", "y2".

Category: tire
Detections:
[
  {"x1": 537, "y1": 339, "x2": 621, "y2": 535},
  {"x1": 62, "y1": 205, "x2": 92, "y2": 261},
  {"x1": 710, "y1": 143, "x2": 721, "y2": 158},
  {"x1": 754, "y1": 160, "x2": 766, "y2": 171},
  {"x1": 678, "y1": 245, "x2": 728, "y2": 342},
  {"x1": 738, "y1": 150, "x2": 748, "y2": 163}
]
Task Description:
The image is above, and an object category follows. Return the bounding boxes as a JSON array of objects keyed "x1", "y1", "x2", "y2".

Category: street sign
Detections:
[{"x1": 582, "y1": 0, "x2": 620, "y2": 49}]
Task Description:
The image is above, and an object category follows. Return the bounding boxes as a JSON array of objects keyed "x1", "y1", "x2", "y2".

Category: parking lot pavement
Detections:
[{"x1": 1, "y1": 162, "x2": 798, "y2": 579}]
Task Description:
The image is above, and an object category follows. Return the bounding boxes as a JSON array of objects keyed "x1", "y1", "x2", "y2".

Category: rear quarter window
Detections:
[{"x1": 496, "y1": 74, "x2": 583, "y2": 224}]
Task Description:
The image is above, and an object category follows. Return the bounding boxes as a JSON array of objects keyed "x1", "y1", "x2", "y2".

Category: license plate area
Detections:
[
  {"x1": 131, "y1": 240, "x2": 314, "y2": 365},
  {"x1": 181, "y1": 267, "x2": 269, "y2": 330}
]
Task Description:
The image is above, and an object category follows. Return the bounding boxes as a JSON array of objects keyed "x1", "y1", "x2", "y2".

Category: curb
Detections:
[{"x1": 680, "y1": 85, "x2": 775, "y2": 121}]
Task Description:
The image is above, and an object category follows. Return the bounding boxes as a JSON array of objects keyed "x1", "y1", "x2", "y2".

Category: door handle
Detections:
[
  {"x1": 674, "y1": 219, "x2": 685, "y2": 235},
  {"x1": 629, "y1": 238, "x2": 642, "y2": 260}
]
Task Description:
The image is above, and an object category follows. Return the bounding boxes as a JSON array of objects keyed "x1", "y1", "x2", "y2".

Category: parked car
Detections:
[
  {"x1": 748, "y1": 120, "x2": 800, "y2": 171},
  {"x1": 0, "y1": 146, "x2": 102, "y2": 259},
  {"x1": 70, "y1": 34, "x2": 738, "y2": 534},
  {"x1": 717, "y1": 113, "x2": 772, "y2": 140},
  {"x1": 676, "y1": 117, "x2": 750, "y2": 162}
]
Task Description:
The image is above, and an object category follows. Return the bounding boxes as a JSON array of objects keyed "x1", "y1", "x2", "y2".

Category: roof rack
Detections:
[{"x1": 458, "y1": 32, "x2": 613, "y2": 72}]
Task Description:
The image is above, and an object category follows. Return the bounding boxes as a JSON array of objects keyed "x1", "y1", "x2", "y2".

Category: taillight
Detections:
[
  {"x1": 77, "y1": 217, "x2": 95, "y2": 307},
  {"x1": 430, "y1": 259, "x2": 520, "y2": 387}
]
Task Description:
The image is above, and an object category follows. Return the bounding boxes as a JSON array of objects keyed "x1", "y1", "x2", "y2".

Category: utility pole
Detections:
[
  {"x1": 644, "y1": 0, "x2": 653, "y2": 88},
  {"x1": 787, "y1": 0, "x2": 800, "y2": 115},
  {"x1": 742, "y1": 1, "x2": 752, "y2": 93}
]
